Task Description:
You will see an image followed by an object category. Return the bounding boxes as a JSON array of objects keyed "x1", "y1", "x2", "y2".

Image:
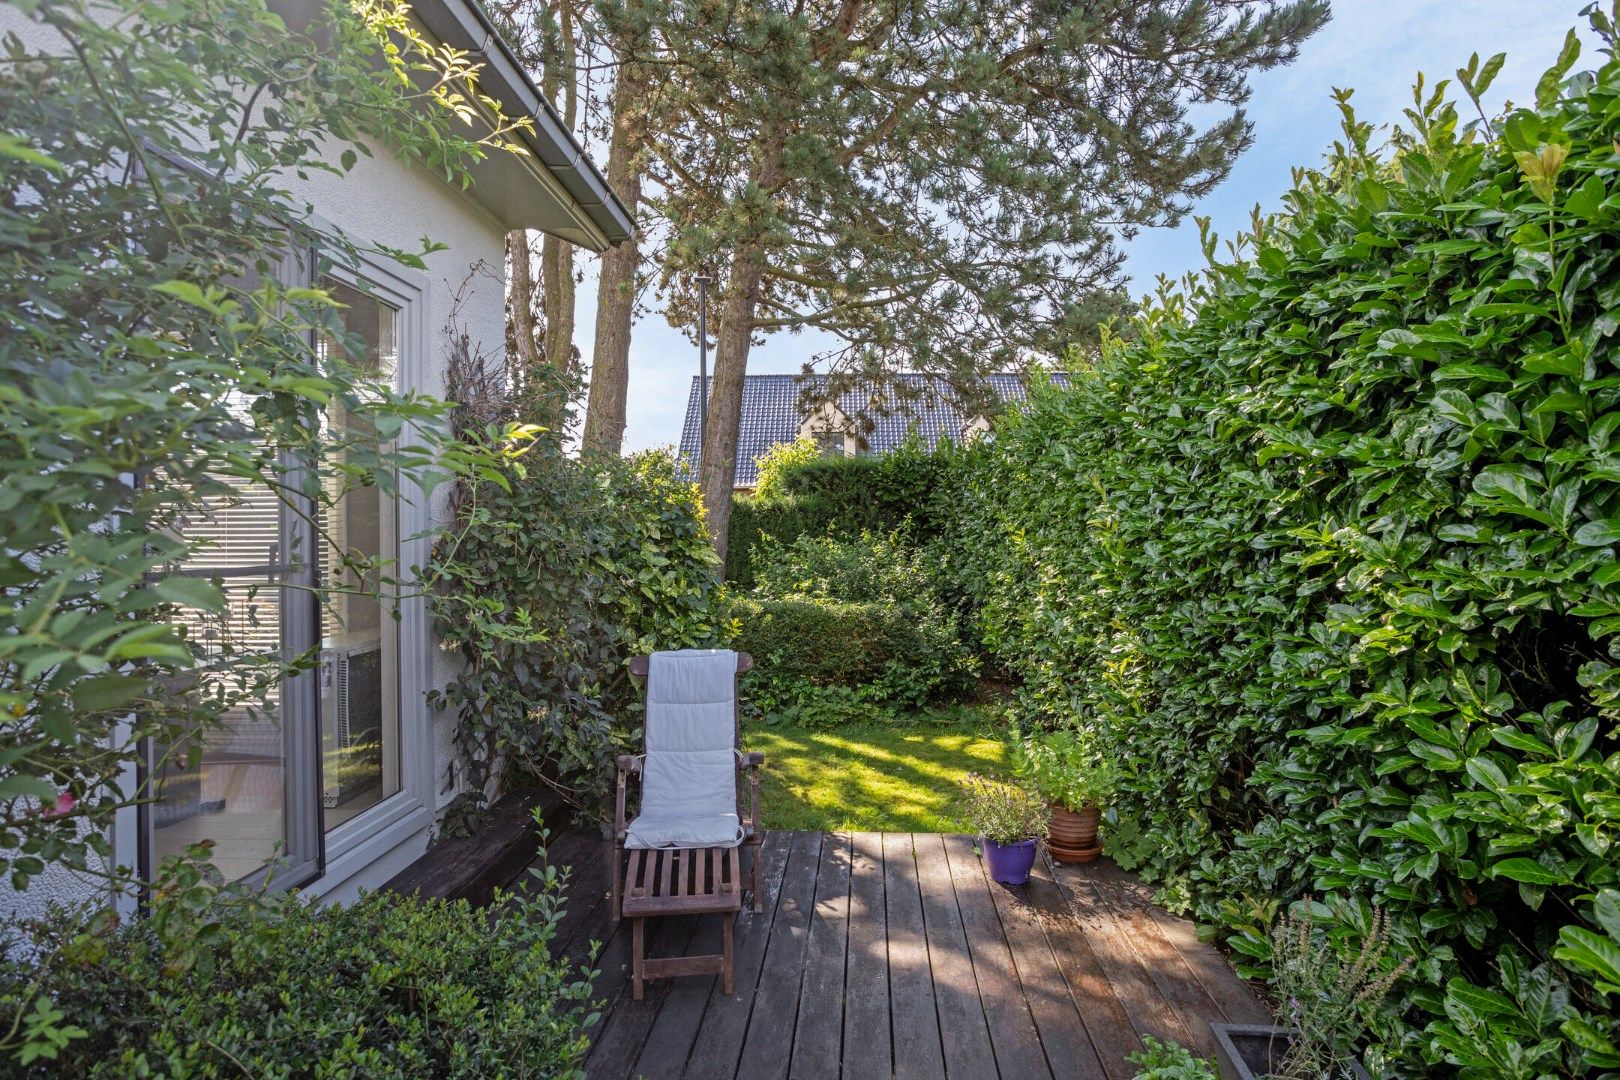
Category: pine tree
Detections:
[{"x1": 647, "y1": 0, "x2": 1328, "y2": 558}]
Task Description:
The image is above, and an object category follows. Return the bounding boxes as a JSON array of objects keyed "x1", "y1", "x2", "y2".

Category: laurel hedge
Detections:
[{"x1": 955, "y1": 30, "x2": 1620, "y2": 1076}]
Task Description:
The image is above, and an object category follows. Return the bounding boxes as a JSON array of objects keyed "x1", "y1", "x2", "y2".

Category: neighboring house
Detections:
[
  {"x1": 0, "y1": 0, "x2": 630, "y2": 916},
  {"x1": 677, "y1": 372, "x2": 1052, "y2": 491}
]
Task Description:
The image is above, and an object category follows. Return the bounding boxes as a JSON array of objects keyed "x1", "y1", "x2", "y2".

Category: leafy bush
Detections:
[
  {"x1": 1013, "y1": 727, "x2": 1114, "y2": 811},
  {"x1": 431, "y1": 427, "x2": 732, "y2": 827},
  {"x1": 727, "y1": 434, "x2": 963, "y2": 588},
  {"x1": 956, "y1": 24, "x2": 1620, "y2": 1074},
  {"x1": 0, "y1": 840, "x2": 596, "y2": 1076},
  {"x1": 1128, "y1": 1037, "x2": 1216, "y2": 1080},
  {"x1": 736, "y1": 531, "x2": 973, "y2": 722}
]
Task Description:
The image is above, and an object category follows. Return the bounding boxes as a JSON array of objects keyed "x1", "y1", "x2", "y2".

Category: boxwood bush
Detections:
[
  {"x1": 0, "y1": 855, "x2": 596, "y2": 1076},
  {"x1": 957, "y1": 28, "x2": 1620, "y2": 1076}
]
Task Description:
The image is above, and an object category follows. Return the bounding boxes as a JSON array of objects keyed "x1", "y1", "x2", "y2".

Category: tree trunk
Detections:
[
  {"x1": 698, "y1": 241, "x2": 767, "y2": 564},
  {"x1": 542, "y1": 234, "x2": 575, "y2": 374},
  {"x1": 541, "y1": 2, "x2": 579, "y2": 380},
  {"x1": 581, "y1": 51, "x2": 651, "y2": 456},
  {"x1": 506, "y1": 229, "x2": 544, "y2": 387}
]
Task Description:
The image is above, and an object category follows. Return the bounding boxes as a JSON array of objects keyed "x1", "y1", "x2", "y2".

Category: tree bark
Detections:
[
  {"x1": 540, "y1": 1, "x2": 579, "y2": 379},
  {"x1": 541, "y1": 234, "x2": 575, "y2": 374},
  {"x1": 581, "y1": 51, "x2": 651, "y2": 456},
  {"x1": 506, "y1": 229, "x2": 544, "y2": 387},
  {"x1": 698, "y1": 241, "x2": 768, "y2": 565}
]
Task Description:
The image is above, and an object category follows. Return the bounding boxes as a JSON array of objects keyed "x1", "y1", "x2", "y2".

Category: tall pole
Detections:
[{"x1": 695, "y1": 267, "x2": 713, "y2": 475}]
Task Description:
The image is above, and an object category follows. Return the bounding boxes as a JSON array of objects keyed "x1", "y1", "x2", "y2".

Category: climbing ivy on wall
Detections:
[{"x1": 958, "y1": 23, "x2": 1620, "y2": 1075}]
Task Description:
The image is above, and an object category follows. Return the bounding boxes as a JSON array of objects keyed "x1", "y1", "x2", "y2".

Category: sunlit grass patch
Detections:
[{"x1": 744, "y1": 708, "x2": 1009, "y2": 833}]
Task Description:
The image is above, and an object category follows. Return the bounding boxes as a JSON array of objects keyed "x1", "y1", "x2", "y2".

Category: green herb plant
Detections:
[{"x1": 957, "y1": 774, "x2": 1049, "y2": 846}]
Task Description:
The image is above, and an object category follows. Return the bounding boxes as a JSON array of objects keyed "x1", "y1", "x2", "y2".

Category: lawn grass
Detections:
[{"x1": 744, "y1": 707, "x2": 1008, "y2": 833}]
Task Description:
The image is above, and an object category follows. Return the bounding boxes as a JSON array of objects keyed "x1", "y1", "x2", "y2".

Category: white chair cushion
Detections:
[{"x1": 626, "y1": 650, "x2": 743, "y2": 850}]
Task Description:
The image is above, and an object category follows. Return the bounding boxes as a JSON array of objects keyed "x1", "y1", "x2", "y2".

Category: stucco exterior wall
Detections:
[{"x1": 282, "y1": 145, "x2": 509, "y2": 902}]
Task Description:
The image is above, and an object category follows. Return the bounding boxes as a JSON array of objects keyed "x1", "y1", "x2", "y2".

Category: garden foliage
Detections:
[
  {"x1": 0, "y1": 0, "x2": 519, "y2": 905},
  {"x1": 726, "y1": 434, "x2": 962, "y2": 587},
  {"x1": 0, "y1": 836, "x2": 596, "y2": 1076},
  {"x1": 735, "y1": 531, "x2": 974, "y2": 723},
  {"x1": 430, "y1": 417, "x2": 732, "y2": 825},
  {"x1": 958, "y1": 25, "x2": 1620, "y2": 1074}
]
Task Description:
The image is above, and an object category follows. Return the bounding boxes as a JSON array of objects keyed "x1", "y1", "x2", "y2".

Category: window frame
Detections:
[{"x1": 133, "y1": 242, "x2": 435, "y2": 899}]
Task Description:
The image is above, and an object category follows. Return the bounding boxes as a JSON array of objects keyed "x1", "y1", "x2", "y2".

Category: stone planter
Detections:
[
  {"x1": 1046, "y1": 803, "x2": 1101, "y2": 864},
  {"x1": 1210, "y1": 1024, "x2": 1373, "y2": 1080}
]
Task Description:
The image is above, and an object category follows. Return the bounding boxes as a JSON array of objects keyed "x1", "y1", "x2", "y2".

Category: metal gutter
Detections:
[{"x1": 411, "y1": 0, "x2": 634, "y2": 246}]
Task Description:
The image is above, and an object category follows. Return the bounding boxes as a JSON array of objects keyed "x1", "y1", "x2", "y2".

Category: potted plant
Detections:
[
  {"x1": 1015, "y1": 728, "x2": 1113, "y2": 864},
  {"x1": 958, "y1": 773, "x2": 1049, "y2": 884},
  {"x1": 1211, "y1": 902, "x2": 1407, "y2": 1080}
]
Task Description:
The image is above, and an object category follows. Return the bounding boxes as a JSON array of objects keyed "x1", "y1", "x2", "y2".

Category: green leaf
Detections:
[
  {"x1": 1536, "y1": 29, "x2": 1581, "y2": 108},
  {"x1": 1574, "y1": 518, "x2": 1620, "y2": 547},
  {"x1": 1492, "y1": 857, "x2": 1568, "y2": 885},
  {"x1": 0, "y1": 133, "x2": 66, "y2": 172},
  {"x1": 1556, "y1": 926, "x2": 1620, "y2": 989}
]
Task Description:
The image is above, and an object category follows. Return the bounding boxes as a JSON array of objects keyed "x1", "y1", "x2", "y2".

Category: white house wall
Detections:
[{"x1": 281, "y1": 146, "x2": 509, "y2": 902}]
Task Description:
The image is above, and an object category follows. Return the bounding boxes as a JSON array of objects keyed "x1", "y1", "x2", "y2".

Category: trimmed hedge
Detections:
[
  {"x1": 957, "y1": 35, "x2": 1620, "y2": 1076},
  {"x1": 0, "y1": 859, "x2": 594, "y2": 1076},
  {"x1": 735, "y1": 531, "x2": 975, "y2": 722},
  {"x1": 726, "y1": 435, "x2": 961, "y2": 587}
]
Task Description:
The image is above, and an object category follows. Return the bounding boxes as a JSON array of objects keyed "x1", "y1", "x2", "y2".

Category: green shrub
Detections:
[
  {"x1": 956, "y1": 24, "x2": 1620, "y2": 1074},
  {"x1": 736, "y1": 531, "x2": 974, "y2": 721},
  {"x1": 733, "y1": 597, "x2": 946, "y2": 723},
  {"x1": 0, "y1": 846, "x2": 596, "y2": 1076},
  {"x1": 1128, "y1": 1037, "x2": 1216, "y2": 1080},
  {"x1": 430, "y1": 437, "x2": 732, "y2": 828},
  {"x1": 726, "y1": 434, "x2": 964, "y2": 587},
  {"x1": 1012, "y1": 726, "x2": 1114, "y2": 811}
]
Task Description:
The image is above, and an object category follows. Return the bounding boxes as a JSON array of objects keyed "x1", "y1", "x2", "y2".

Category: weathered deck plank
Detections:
[
  {"x1": 524, "y1": 832, "x2": 1259, "y2": 1080},
  {"x1": 790, "y1": 833, "x2": 852, "y2": 1080},
  {"x1": 914, "y1": 832, "x2": 1001, "y2": 1080},
  {"x1": 942, "y1": 833, "x2": 1052, "y2": 1080},
  {"x1": 883, "y1": 832, "x2": 946, "y2": 1080}
]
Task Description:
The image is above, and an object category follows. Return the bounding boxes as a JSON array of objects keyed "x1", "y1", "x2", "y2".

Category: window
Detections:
[
  {"x1": 145, "y1": 262, "x2": 419, "y2": 891},
  {"x1": 812, "y1": 429, "x2": 844, "y2": 458}
]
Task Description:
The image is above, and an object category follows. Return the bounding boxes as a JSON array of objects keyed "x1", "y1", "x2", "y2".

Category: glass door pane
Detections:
[
  {"x1": 153, "y1": 473, "x2": 294, "y2": 883},
  {"x1": 316, "y1": 278, "x2": 401, "y2": 829}
]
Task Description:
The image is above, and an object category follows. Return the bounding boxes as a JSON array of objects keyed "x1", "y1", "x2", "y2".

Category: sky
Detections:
[{"x1": 573, "y1": 0, "x2": 1596, "y2": 454}]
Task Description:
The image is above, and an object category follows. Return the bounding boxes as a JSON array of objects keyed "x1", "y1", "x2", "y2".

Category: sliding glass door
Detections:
[
  {"x1": 147, "y1": 274, "x2": 403, "y2": 888},
  {"x1": 315, "y1": 277, "x2": 401, "y2": 832}
]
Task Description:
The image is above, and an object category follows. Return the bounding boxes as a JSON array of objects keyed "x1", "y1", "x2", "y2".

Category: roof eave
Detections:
[{"x1": 410, "y1": 0, "x2": 634, "y2": 248}]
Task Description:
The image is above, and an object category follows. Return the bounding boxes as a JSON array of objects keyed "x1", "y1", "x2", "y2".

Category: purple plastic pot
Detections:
[{"x1": 982, "y1": 837, "x2": 1039, "y2": 884}]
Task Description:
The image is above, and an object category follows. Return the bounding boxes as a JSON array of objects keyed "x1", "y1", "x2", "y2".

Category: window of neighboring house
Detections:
[
  {"x1": 812, "y1": 429, "x2": 844, "y2": 457},
  {"x1": 146, "y1": 262, "x2": 417, "y2": 890}
]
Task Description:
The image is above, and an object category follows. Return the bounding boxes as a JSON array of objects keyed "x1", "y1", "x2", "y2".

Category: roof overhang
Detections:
[
  {"x1": 410, "y1": 0, "x2": 634, "y2": 251},
  {"x1": 269, "y1": 0, "x2": 633, "y2": 252}
]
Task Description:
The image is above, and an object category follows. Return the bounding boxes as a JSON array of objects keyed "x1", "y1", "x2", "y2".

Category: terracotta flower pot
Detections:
[{"x1": 1046, "y1": 803, "x2": 1101, "y2": 864}]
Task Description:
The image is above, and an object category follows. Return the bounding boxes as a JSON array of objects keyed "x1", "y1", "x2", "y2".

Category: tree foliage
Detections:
[
  {"x1": 957, "y1": 23, "x2": 1620, "y2": 1073},
  {"x1": 429, "y1": 394, "x2": 732, "y2": 826},
  {"x1": 675, "y1": 0, "x2": 1329, "y2": 557}
]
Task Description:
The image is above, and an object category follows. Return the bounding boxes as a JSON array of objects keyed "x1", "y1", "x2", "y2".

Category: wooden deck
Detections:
[{"x1": 533, "y1": 829, "x2": 1270, "y2": 1080}]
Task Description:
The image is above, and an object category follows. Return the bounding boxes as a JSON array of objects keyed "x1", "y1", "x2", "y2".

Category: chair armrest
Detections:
[{"x1": 614, "y1": 756, "x2": 644, "y2": 842}]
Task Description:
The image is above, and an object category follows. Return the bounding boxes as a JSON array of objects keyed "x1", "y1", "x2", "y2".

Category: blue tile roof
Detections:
[{"x1": 675, "y1": 372, "x2": 1055, "y2": 488}]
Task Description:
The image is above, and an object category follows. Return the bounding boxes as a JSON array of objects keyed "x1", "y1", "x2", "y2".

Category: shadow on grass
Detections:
[{"x1": 745, "y1": 711, "x2": 1008, "y2": 833}]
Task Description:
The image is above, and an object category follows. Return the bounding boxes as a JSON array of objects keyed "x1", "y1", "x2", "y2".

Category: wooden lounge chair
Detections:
[{"x1": 612, "y1": 649, "x2": 764, "y2": 999}]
